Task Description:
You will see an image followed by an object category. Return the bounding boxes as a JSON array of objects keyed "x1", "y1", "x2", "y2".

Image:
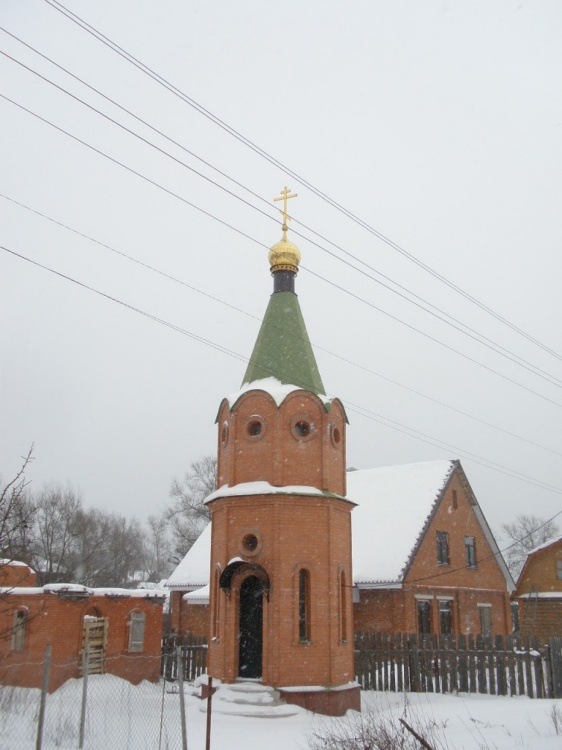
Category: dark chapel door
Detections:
[{"x1": 238, "y1": 575, "x2": 263, "y2": 678}]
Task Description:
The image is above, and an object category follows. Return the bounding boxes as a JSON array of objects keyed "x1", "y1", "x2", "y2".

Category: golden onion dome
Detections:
[{"x1": 268, "y1": 236, "x2": 301, "y2": 274}]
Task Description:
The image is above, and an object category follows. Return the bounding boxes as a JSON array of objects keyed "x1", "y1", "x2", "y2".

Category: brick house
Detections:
[
  {"x1": 349, "y1": 460, "x2": 514, "y2": 637},
  {"x1": 513, "y1": 534, "x2": 562, "y2": 639},
  {"x1": 167, "y1": 459, "x2": 514, "y2": 641},
  {"x1": 0, "y1": 560, "x2": 165, "y2": 692}
]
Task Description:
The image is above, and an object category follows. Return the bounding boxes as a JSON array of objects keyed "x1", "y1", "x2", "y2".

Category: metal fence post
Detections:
[
  {"x1": 205, "y1": 676, "x2": 213, "y2": 750},
  {"x1": 79, "y1": 643, "x2": 90, "y2": 748},
  {"x1": 177, "y1": 646, "x2": 188, "y2": 750},
  {"x1": 35, "y1": 643, "x2": 51, "y2": 750}
]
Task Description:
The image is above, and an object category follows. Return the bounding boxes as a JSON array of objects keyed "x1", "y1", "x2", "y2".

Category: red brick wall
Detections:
[
  {"x1": 0, "y1": 562, "x2": 37, "y2": 587},
  {"x1": 208, "y1": 493, "x2": 355, "y2": 688},
  {"x1": 517, "y1": 599, "x2": 562, "y2": 639},
  {"x1": 0, "y1": 592, "x2": 163, "y2": 691},
  {"x1": 514, "y1": 540, "x2": 562, "y2": 638},
  {"x1": 216, "y1": 390, "x2": 347, "y2": 496}
]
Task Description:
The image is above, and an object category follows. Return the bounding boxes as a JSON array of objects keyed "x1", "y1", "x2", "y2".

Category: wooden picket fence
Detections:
[
  {"x1": 355, "y1": 632, "x2": 562, "y2": 698},
  {"x1": 161, "y1": 634, "x2": 208, "y2": 682}
]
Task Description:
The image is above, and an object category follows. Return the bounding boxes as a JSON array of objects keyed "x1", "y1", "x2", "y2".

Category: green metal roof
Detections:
[{"x1": 242, "y1": 291, "x2": 326, "y2": 396}]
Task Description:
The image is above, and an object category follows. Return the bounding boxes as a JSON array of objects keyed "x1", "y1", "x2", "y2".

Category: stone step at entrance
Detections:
[{"x1": 198, "y1": 681, "x2": 301, "y2": 718}]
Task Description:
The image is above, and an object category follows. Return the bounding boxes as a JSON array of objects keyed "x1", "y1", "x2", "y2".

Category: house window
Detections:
[
  {"x1": 556, "y1": 560, "x2": 562, "y2": 580},
  {"x1": 436, "y1": 531, "x2": 449, "y2": 565},
  {"x1": 452, "y1": 490, "x2": 458, "y2": 509},
  {"x1": 417, "y1": 600, "x2": 432, "y2": 635},
  {"x1": 128, "y1": 612, "x2": 146, "y2": 653},
  {"x1": 12, "y1": 608, "x2": 27, "y2": 651},
  {"x1": 465, "y1": 536, "x2": 477, "y2": 568},
  {"x1": 298, "y1": 569, "x2": 310, "y2": 642},
  {"x1": 439, "y1": 600, "x2": 453, "y2": 635},
  {"x1": 479, "y1": 605, "x2": 492, "y2": 638}
]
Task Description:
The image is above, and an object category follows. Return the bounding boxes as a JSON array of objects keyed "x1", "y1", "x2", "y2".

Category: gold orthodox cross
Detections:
[{"x1": 274, "y1": 186, "x2": 297, "y2": 235}]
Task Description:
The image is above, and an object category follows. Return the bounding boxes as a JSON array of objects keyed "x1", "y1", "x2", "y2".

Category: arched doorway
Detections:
[
  {"x1": 219, "y1": 560, "x2": 269, "y2": 680},
  {"x1": 238, "y1": 575, "x2": 263, "y2": 678}
]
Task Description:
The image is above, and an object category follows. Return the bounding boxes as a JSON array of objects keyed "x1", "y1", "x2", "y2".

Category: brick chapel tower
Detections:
[{"x1": 206, "y1": 189, "x2": 360, "y2": 715}]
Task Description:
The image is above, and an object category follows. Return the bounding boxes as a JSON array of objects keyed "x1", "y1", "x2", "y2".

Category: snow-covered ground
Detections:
[{"x1": 1, "y1": 675, "x2": 561, "y2": 749}]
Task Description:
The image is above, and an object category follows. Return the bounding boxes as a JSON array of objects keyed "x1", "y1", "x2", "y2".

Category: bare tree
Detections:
[
  {"x1": 30, "y1": 483, "x2": 83, "y2": 584},
  {"x1": 166, "y1": 455, "x2": 216, "y2": 562},
  {"x1": 502, "y1": 514, "x2": 560, "y2": 581},
  {"x1": 144, "y1": 514, "x2": 173, "y2": 582},
  {"x1": 0, "y1": 446, "x2": 35, "y2": 566}
]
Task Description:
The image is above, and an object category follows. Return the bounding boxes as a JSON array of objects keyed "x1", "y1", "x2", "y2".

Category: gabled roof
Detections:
[
  {"x1": 165, "y1": 459, "x2": 514, "y2": 592},
  {"x1": 514, "y1": 533, "x2": 562, "y2": 594},
  {"x1": 526, "y1": 532, "x2": 562, "y2": 557},
  {"x1": 241, "y1": 291, "x2": 325, "y2": 396},
  {"x1": 166, "y1": 524, "x2": 212, "y2": 589},
  {"x1": 349, "y1": 460, "x2": 455, "y2": 585}
]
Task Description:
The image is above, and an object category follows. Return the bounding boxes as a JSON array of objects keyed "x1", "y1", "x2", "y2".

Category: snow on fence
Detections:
[{"x1": 355, "y1": 632, "x2": 562, "y2": 699}]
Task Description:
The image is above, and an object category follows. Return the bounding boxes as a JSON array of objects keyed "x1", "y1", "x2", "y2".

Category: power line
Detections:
[
  {"x1": 2, "y1": 90, "x2": 562, "y2": 411},
  {"x1": 43, "y1": 0, "x2": 562, "y2": 364},
  {"x1": 4, "y1": 190, "x2": 561, "y2": 459},
  {"x1": 3, "y1": 40, "x2": 559, "y2": 390},
  {"x1": 2, "y1": 242, "x2": 562, "y2": 502},
  {"x1": 367, "y1": 506, "x2": 562, "y2": 589}
]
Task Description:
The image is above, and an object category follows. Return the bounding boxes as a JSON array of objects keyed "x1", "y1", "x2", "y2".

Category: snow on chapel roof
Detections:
[{"x1": 349, "y1": 460, "x2": 455, "y2": 585}]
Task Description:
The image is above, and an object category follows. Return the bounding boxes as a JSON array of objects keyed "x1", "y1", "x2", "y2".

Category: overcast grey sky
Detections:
[{"x1": 1, "y1": 0, "x2": 561, "y2": 540}]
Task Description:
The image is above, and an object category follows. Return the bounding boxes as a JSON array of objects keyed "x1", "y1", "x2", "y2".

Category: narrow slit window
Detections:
[
  {"x1": 465, "y1": 536, "x2": 477, "y2": 568},
  {"x1": 298, "y1": 569, "x2": 310, "y2": 643},
  {"x1": 340, "y1": 571, "x2": 348, "y2": 643}
]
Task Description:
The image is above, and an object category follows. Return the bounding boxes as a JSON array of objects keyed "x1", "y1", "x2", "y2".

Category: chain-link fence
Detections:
[{"x1": 0, "y1": 648, "x2": 189, "y2": 749}]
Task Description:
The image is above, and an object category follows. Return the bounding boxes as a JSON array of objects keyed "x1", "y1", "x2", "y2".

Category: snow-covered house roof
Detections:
[
  {"x1": 166, "y1": 524, "x2": 212, "y2": 589},
  {"x1": 165, "y1": 459, "x2": 513, "y2": 594},
  {"x1": 349, "y1": 460, "x2": 455, "y2": 585},
  {"x1": 525, "y1": 532, "x2": 562, "y2": 557}
]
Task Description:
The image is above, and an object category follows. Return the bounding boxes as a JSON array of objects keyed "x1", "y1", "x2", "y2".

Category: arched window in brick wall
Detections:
[
  {"x1": 12, "y1": 607, "x2": 28, "y2": 651},
  {"x1": 212, "y1": 567, "x2": 220, "y2": 640},
  {"x1": 128, "y1": 610, "x2": 146, "y2": 653},
  {"x1": 298, "y1": 569, "x2": 311, "y2": 643}
]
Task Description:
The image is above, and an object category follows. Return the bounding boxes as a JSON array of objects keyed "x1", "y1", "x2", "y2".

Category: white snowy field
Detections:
[{"x1": 1, "y1": 675, "x2": 562, "y2": 749}]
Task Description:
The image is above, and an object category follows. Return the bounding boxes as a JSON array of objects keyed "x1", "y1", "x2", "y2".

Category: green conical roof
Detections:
[{"x1": 242, "y1": 291, "x2": 325, "y2": 396}]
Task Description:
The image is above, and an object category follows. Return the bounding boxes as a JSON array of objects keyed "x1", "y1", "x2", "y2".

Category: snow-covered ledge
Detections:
[{"x1": 204, "y1": 481, "x2": 346, "y2": 504}]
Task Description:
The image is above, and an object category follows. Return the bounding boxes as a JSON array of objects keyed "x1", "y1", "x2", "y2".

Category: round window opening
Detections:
[
  {"x1": 294, "y1": 420, "x2": 311, "y2": 437},
  {"x1": 332, "y1": 426, "x2": 341, "y2": 444},
  {"x1": 242, "y1": 534, "x2": 258, "y2": 553},
  {"x1": 247, "y1": 420, "x2": 262, "y2": 437}
]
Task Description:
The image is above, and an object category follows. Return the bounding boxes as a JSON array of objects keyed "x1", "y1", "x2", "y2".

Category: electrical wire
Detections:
[
  {"x1": 2, "y1": 91, "x2": 561, "y2": 411},
  {"x1": 3, "y1": 190, "x2": 561, "y2": 459},
  {"x1": 42, "y1": 0, "x2": 562, "y2": 364},
  {"x1": 2, "y1": 242, "x2": 562, "y2": 503},
  {"x1": 3, "y1": 40, "x2": 559, "y2": 390}
]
